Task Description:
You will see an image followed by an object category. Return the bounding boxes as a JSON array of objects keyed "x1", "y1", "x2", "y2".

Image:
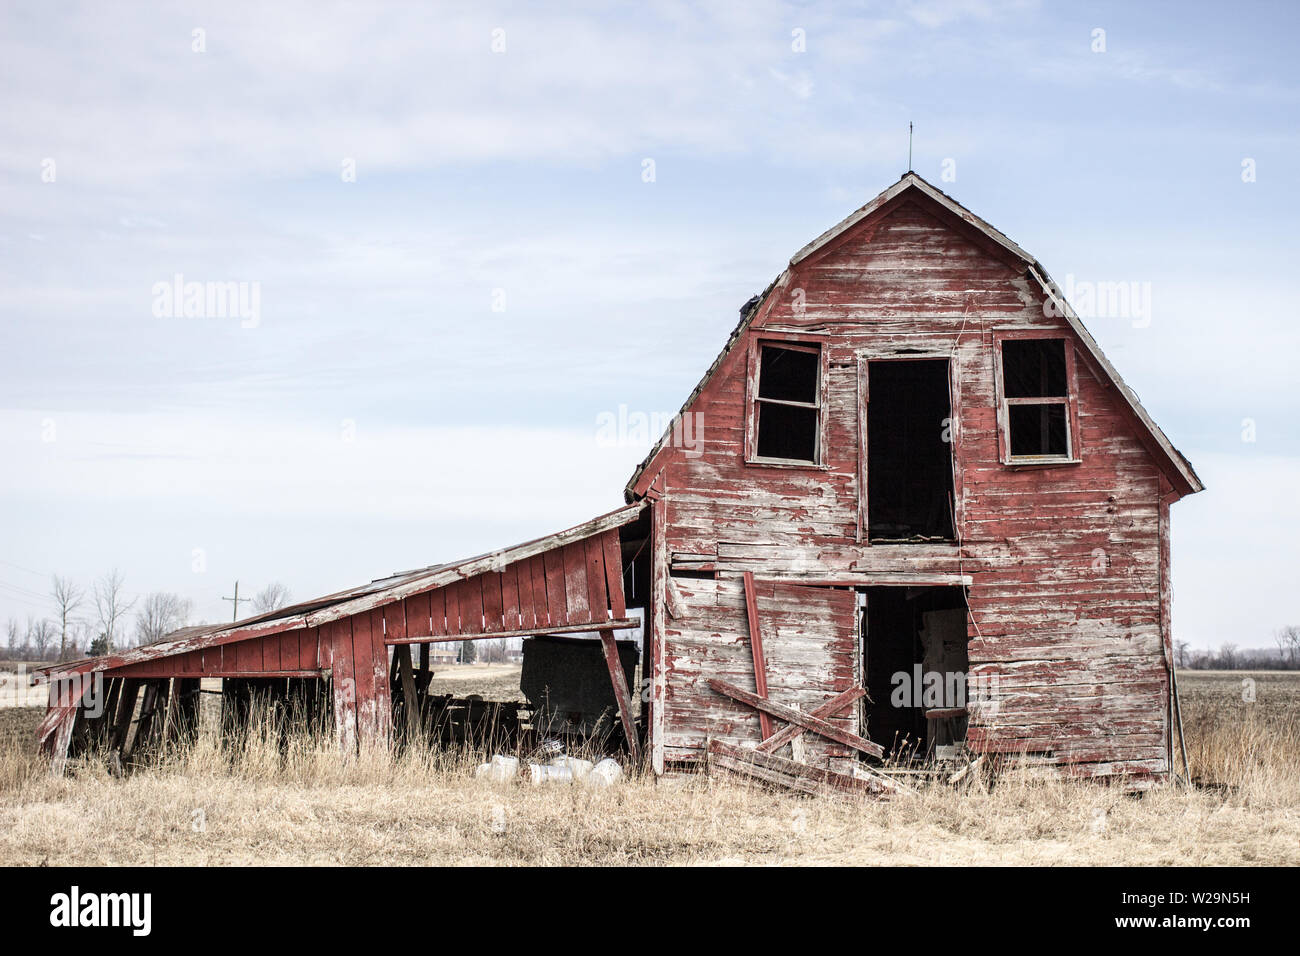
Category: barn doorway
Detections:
[
  {"x1": 866, "y1": 359, "x2": 955, "y2": 541},
  {"x1": 861, "y1": 586, "x2": 968, "y2": 761}
]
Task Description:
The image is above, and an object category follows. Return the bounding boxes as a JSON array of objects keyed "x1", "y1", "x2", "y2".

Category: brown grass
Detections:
[{"x1": 1, "y1": 670, "x2": 1297, "y2": 866}]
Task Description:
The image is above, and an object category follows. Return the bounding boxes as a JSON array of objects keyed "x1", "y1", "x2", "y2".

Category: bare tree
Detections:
[
  {"x1": 1219, "y1": 642, "x2": 1239, "y2": 670},
  {"x1": 5, "y1": 618, "x2": 18, "y2": 659},
  {"x1": 135, "y1": 592, "x2": 193, "y2": 645},
  {"x1": 1174, "y1": 640, "x2": 1190, "y2": 669},
  {"x1": 251, "y1": 582, "x2": 292, "y2": 615},
  {"x1": 31, "y1": 619, "x2": 55, "y2": 660},
  {"x1": 69, "y1": 619, "x2": 93, "y2": 659},
  {"x1": 1277, "y1": 626, "x2": 1300, "y2": 670},
  {"x1": 50, "y1": 575, "x2": 85, "y2": 662},
  {"x1": 93, "y1": 569, "x2": 136, "y2": 654}
]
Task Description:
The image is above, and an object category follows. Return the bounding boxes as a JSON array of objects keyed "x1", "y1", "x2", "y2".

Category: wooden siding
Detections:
[{"x1": 662, "y1": 578, "x2": 857, "y2": 770}]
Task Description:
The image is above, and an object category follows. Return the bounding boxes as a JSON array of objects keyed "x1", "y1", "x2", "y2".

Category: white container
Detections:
[
  {"x1": 585, "y1": 758, "x2": 623, "y2": 788},
  {"x1": 529, "y1": 762, "x2": 574, "y2": 785},
  {"x1": 549, "y1": 755, "x2": 594, "y2": 781},
  {"x1": 475, "y1": 754, "x2": 519, "y2": 783}
]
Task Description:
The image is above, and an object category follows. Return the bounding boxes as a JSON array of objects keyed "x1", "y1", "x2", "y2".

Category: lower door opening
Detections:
[{"x1": 862, "y1": 585, "x2": 969, "y2": 762}]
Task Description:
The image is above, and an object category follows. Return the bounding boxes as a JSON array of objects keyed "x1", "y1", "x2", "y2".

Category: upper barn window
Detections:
[
  {"x1": 749, "y1": 341, "x2": 823, "y2": 464},
  {"x1": 996, "y1": 336, "x2": 1080, "y2": 463}
]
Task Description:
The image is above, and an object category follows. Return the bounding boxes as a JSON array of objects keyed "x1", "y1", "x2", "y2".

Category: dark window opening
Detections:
[
  {"x1": 867, "y1": 359, "x2": 955, "y2": 541},
  {"x1": 862, "y1": 586, "x2": 968, "y2": 762},
  {"x1": 1002, "y1": 338, "x2": 1067, "y2": 398},
  {"x1": 1000, "y1": 337, "x2": 1074, "y2": 460},
  {"x1": 1009, "y1": 403, "x2": 1068, "y2": 458},
  {"x1": 753, "y1": 343, "x2": 820, "y2": 463}
]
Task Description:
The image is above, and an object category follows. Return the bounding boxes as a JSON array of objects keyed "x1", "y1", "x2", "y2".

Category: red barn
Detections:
[{"x1": 38, "y1": 173, "x2": 1200, "y2": 788}]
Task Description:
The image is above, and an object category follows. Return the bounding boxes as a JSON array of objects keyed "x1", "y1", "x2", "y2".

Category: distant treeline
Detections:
[{"x1": 1178, "y1": 628, "x2": 1300, "y2": 671}]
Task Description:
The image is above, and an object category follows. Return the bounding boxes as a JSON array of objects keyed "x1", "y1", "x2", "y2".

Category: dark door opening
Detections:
[
  {"x1": 867, "y1": 359, "x2": 956, "y2": 541},
  {"x1": 862, "y1": 586, "x2": 968, "y2": 761}
]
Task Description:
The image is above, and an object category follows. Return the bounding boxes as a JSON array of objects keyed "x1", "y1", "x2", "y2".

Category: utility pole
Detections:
[{"x1": 222, "y1": 580, "x2": 249, "y2": 623}]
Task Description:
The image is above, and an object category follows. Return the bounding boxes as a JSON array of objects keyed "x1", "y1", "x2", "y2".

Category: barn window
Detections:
[
  {"x1": 750, "y1": 342, "x2": 822, "y2": 464},
  {"x1": 997, "y1": 337, "x2": 1079, "y2": 462}
]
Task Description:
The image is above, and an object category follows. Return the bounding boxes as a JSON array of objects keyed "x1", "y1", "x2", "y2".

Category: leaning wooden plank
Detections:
[
  {"x1": 706, "y1": 739, "x2": 888, "y2": 797},
  {"x1": 49, "y1": 707, "x2": 78, "y2": 776},
  {"x1": 755, "y1": 686, "x2": 865, "y2": 754},
  {"x1": 741, "y1": 571, "x2": 773, "y2": 741},
  {"x1": 109, "y1": 679, "x2": 142, "y2": 754},
  {"x1": 708, "y1": 678, "x2": 885, "y2": 759},
  {"x1": 599, "y1": 629, "x2": 642, "y2": 765}
]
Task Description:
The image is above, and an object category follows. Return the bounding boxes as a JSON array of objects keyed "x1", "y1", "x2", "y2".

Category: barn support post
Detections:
[
  {"x1": 109, "y1": 678, "x2": 142, "y2": 758},
  {"x1": 416, "y1": 642, "x2": 432, "y2": 692},
  {"x1": 598, "y1": 628, "x2": 641, "y2": 765},
  {"x1": 395, "y1": 643, "x2": 419, "y2": 740}
]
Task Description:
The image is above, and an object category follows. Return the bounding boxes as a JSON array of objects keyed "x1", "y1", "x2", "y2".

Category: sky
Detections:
[{"x1": 0, "y1": 0, "x2": 1296, "y2": 650}]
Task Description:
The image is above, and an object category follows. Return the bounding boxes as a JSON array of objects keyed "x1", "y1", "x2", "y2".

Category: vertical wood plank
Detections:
[
  {"x1": 330, "y1": 618, "x2": 358, "y2": 755},
  {"x1": 583, "y1": 534, "x2": 609, "y2": 623},
  {"x1": 601, "y1": 529, "x2": 627, "y2": 620},
  {"x1": 459, "y1": 576, "x2": 484, "y2": 636},
  {"x1": 562, "y1": 542, "x2": 590, "y2": 624},
  {"x1": 529, "y1": 555, "x2": 550, "y2": 628},
  {"x1": 502, "y1": 564, "x2": 520, "y2": 631},
  {"x1": 650, "y1": 493, "x2": 667, "y2": 774},
  {"x1": 481, "y1": 571, "x2": 505, "y2": 633},
  {"x1": 369, "y1": 608, "x2": 392, "y2": 742},
  {"x1": 544, "y1": 550, "x2": 567, "y2": 627},
  {"x1": 429, "y1": 587, "x2": 447, "y2": 637}
]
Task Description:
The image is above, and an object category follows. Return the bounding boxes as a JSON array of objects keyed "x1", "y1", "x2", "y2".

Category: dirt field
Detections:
[
  {"x1": 426, "y1": 663, "x2": 526, "y2": 702},
  {"x1": 0, "y1": 670, "x2": 1297, "y2": 866}
]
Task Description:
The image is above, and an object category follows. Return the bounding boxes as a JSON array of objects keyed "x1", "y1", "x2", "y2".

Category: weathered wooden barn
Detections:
[{"x1": 38, "y1": 173, "x2": 1201, "y2": 788}]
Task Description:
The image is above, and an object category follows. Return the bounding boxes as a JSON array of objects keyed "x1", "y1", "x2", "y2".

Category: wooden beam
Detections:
[
  {"x1": 741, "y1": 571, "x2": 773, "y2": 741},
  {"x1": 384, "y1": 617, "x2": 641, "y2": 645},
  {"x1": 755, "y1": 686, "x2": 864, "y2": 754},
  {"x1": 598, "y1": 629, "x2": 641, "y2": 765},
  {"x1": 706, "y1": 739, "x2": 896, "y2": 797},
  {"x1": 708, "y1": 678, "x2": 885, "y2": 759}
]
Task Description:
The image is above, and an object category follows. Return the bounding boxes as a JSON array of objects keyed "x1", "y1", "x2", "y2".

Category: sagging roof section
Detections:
[
  {"x1": 39, "y1": 501, "x2": 647, "y2": 680},
  {"x1": 623, "y1": 171, "x2": 1203, "y2": 501}
]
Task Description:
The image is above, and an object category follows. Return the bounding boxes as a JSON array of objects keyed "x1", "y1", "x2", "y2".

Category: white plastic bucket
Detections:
[{"x1": 585, "y1": 758, "x2": 623, "y2": 788}]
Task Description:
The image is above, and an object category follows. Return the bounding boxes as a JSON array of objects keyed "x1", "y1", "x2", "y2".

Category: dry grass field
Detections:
[{"x1": 0, "y1": 669, "x2": 1297, "y2": 866}]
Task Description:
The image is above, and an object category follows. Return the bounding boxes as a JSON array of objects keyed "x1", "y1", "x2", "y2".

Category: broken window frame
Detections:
[
  {"x1": 993, "y1": 331, "x2": 1082, "y2": 465},
  {"x1": 744, "y1": 335, "x2": 828, "y2": 467}
]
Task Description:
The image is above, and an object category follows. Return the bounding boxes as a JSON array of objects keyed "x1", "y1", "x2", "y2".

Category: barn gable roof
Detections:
[{"x1": 624, "y1": 171, "x2": 1203, "y2": 499}]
